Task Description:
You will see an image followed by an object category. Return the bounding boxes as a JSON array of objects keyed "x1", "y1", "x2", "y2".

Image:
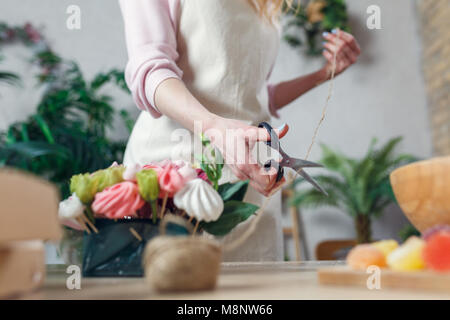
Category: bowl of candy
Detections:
[
  {"x1": 390, "y1": 156, "x2": 450, "y2": 233},
  {"x1": 347, "y1": 226, "x2": 450, "y2": 273}
]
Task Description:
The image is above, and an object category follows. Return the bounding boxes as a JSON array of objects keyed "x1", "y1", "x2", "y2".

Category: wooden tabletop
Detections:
[{"x1": 22, "y1": 262, "x2": 450, "y2": 300}]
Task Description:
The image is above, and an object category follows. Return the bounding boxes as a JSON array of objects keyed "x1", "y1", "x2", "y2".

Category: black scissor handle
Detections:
[
  {"x1": 258, "y1": 122, "x2": 279, "y2": 148},
  {"x1": 264, "y1": 159, "x2": 284, "y2": 182},
  {"x1": 258, "y1": 122, "x2": 284, "y2": 182}
]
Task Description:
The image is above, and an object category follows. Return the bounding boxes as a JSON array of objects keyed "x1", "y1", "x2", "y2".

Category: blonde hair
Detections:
[{"x1": 248, "y1": 0, "x2": 295, "y2": 22}]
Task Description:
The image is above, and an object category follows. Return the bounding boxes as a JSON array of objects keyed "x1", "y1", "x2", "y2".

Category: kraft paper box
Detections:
[
  {"x1": 0, "y1": 241, "x2": 46, "y2": 298},
  {"x1": 0, "y1": 169, "x2": 62, "y2": 243},
  {"x1": 0, "y1": 169, "x2": 62, "y2": 298}
]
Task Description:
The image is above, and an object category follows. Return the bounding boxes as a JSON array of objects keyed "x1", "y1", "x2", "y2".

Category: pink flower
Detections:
[
  {"x1": 196, "y1": 168, "x2": 211, "y2": 184},
  {"x1": 158, "y1": 162, "x2": 185, "y2": 198},
  {"x1": 178, "y1": 164, "x2": 197, "y2": 183},
  {"x1": 143, "y1": 162, "x2": 165, "y2": 175},
  {"x1": 143, "y1": 160, "x2": 199, "y2": 195},
  {"x1": 92, "y1": 182, "x2": 145, "y2": 219},
  {"x1": 24, "y1": 23, "x2": 41, "y2": 43}
]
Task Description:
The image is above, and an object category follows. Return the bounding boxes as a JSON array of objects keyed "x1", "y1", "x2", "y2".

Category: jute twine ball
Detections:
[{"x1": 143, "y1": 236, "x2": 222, "y2": 292}]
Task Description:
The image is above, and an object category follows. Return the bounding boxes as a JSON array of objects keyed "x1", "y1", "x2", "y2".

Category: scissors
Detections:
[{"x1": 258, "y1": 122, "x2": 328, "y2": 196}]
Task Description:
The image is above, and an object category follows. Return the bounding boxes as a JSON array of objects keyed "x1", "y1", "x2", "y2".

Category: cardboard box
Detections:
[
  {"x1": 0, "y1": 169, "x2": 62, "y2": 243},
  {"x1": 0, "y1": 169, "x2": 63, "y2": 298},
  {"x1": 0, "y1": 241, "x2": 46, "y2": 298}
]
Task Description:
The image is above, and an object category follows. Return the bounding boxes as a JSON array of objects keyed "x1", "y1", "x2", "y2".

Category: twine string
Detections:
[{"x1": 222, "y1": 48, "x2": 337, "y2": 252}]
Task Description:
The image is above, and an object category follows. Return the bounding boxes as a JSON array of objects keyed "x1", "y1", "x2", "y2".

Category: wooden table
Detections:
[{"x1": 22, "y1": 262, "x2": 450, "y2": 300}]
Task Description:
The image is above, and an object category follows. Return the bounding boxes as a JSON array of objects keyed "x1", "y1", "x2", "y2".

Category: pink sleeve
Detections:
[
  {"x1": 267, "y1": 83, "x2": 280, "y2": 119},
  {"x1": 119, "y1": 0, "x2": 182, "y2": 118}
]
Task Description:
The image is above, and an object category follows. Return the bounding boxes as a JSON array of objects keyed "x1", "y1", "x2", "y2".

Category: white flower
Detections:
[
  {"x1": 174, "y1": 179, "x2": 224, "y2": 222},
  {"x1": 123, "y1": 163, "x2": 142, "y2": 181},
  {"x1": 58, "y1": 193, "x2": 85, "y2": 220},
  {"x1": 178, "y1": 164, "x2": 197, "y2": 183}
]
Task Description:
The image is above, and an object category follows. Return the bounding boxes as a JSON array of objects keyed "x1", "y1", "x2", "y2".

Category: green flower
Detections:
[
  {"x1": 136, "y1": 169, "x2": 160, "y2": 222},
  {"x1": 70, "y1": 166, "x2": 125, "y2": 204},
  {"x1": 90, "y1": 166, "x2": 125, "y2": 193},
  {"x1": 70, "y1": 173, "x2": 97, "y2": 204}
]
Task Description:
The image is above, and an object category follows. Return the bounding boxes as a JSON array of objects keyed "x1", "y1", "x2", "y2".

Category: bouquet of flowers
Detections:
[{"x1": 58, "y1": 137, "x2": 258, "y2": 276}]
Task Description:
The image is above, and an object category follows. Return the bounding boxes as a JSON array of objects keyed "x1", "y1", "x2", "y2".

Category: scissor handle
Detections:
[
  {"x1": 259, "y1": 122, "x2": 284, "y2": 182},
  {"x1": 258, "y1": 122, "x2": 279, "y2": 148},
  {"x1": 264, "y1": 159, "x2": 284, "y2": 182}
]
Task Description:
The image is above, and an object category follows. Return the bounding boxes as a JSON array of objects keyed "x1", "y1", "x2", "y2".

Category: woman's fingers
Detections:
[
  {"x1": 323, "y1": 41, "x2": 354, "y2": 73},
  {"x1": 324, "y1": 35, "x2": 358, "y2": 64},
  {"x1": 246, "y1": 123, "x2": 289, "y2": 143},
  {"x1": 232, "y1": 157, "x2": 283, "y2": 197},
  {"x1": 230, "y1": 166, "x2": 250, "y2": 181},
  {"x1": 323, "y1": 30, "x2": 361, "y2": 58},
  {"x1": 218, "y1": 120, "x2": 291, "y2": 196},
  {"x1": 334, "y1": 29, "x2": 361, "y2": 55}
]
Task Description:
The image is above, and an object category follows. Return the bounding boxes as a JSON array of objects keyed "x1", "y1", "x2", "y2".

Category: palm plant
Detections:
[
  {"x1": 0, "y1": 70, "x2": 19, "y2": 86},
  {"x1": 289, "y1": 137, "x2": 416, "y2": 243},
  {"x1": 0, "y1": 56, "x2": 20, "y2": 87},
  {"x1": 0, "y1": 62, "x2": 133, "y2": 198},
  {"x1": 0, "y1": 23, "x2": 135, "y2": 199}
]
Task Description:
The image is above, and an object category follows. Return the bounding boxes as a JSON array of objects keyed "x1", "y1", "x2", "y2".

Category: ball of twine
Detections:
[{"x1": 143, "y1": 215, "x2": 222, "y2": 292}]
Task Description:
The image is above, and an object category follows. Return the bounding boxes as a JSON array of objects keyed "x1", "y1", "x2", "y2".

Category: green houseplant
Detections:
[
  {"x1": 283, "y1": 0, "x2": 350, "y2": 56},
  {"x1": 0, "y1": 56, "x2": 19, "y2": 87},
  {"x1": 0, "y1": 23, "x2": 134, "y2": 198},
  {"x1": 290, "y1": 137, "x2": 416, "y2": 243}
]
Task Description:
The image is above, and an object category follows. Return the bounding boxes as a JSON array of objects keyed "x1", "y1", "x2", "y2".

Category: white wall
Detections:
[{"x1": 0, "y1": 0, "x2": 431, "y2": 261}]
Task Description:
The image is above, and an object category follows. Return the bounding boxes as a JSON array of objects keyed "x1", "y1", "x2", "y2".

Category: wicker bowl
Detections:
[
  {"x1": 390, "y1": 156, "x2": 450, "y2": 232},
  {"x1": 143, "y1": 236, "x2": 222, "y2": 292}
]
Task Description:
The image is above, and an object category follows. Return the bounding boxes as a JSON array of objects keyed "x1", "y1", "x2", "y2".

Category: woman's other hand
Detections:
[
  {"x1": 205, "y1": 118, "x2": 289, "y2": 196},
  {"x1": 322, "y1": 29, "x2": 361, "y2": 78}
]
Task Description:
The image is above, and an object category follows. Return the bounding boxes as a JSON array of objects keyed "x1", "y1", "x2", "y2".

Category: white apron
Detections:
[{"x1": 124, "y1": 0, "x2": 283, "y2": 261}]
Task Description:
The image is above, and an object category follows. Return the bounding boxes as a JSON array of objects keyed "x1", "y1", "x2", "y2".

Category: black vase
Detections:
[{"x1": 82, "y1": 219, "x2": 189, "y2": 277}]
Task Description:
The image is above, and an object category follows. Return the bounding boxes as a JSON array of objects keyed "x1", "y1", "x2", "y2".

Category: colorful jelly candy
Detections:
[
  {"x1": 423, "y1": 230, "x2": 450, "y2": 272},
  {"x1": 422, "y1": 225, "x2": 450, "y2": 241},
  {"x1": 347, "y1": 244, "x2": 386, "y2": 270},
  {"x1": 372, "y1": 239, "x2": 399, "y2": 258},
  {"x1": 386, "y1": 236, "x2": 425, "y2": 271}
]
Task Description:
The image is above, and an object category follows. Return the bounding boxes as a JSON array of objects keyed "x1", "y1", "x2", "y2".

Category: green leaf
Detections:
[
  {"x1": 33, "y1": 114, "x2": 55, "y2": 144},
  {"x1": 218, "y1": 180, "x2": 249, "y2": 202},
  {"x1": 0, "y1": 71, "x2": 20, "y2": 86},
  {"x1": 200, "y1": 200, "x2": 258, "y2": 236},
  {"x1": 2, "y1": 141, "x2": 70, "y2": 159},
  {"x1": 290, "y1": 137, "x2": 416, "y2": 219}
]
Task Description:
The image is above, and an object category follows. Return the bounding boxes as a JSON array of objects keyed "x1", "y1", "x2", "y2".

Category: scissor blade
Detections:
[
  {"x1": 283, "y1": 157, "x2": 323, "y2": 170},
  {"x1": 299, "y1": 170, "x2": 329, "y2": 196}
]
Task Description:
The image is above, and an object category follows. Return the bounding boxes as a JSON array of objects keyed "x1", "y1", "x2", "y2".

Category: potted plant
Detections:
[
  {"x1": 0, "y1": 22, "x2": 134, "y2": 199},
  {"x1": 290, "y1": 137, "x2": 416, "y2": 244},
  {"x1": 283, "y1": 0, "x2": 350, "y2": 56}
]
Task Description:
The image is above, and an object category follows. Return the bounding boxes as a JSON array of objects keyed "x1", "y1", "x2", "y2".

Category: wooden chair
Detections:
[
  {"x1": 281, "y1": 189, "x2": 309, "y2": 261},
  {"x1": 315, "y1": 240, "x2": 357, "y2": 261}
]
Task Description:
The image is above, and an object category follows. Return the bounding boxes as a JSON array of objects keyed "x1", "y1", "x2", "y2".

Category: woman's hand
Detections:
[
  {"x1": 205, "y1": 118, "x2": 289, "y2": 196},
  {"x1": 154, "y1": 78, "x2": 289, "y2": 196},
  {"x1": 321, "y1": 29, "x2": 361, "y2": 78}
]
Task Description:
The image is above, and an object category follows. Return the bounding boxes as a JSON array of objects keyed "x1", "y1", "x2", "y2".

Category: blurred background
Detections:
[{"x1": 0, "y1": 0, "x2": 448, "y2": 262}]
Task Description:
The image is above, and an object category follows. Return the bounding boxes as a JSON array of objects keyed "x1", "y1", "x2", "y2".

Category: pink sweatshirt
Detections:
[{"x1": 119, "y1": 0, "x2": 278, "y2": 118}]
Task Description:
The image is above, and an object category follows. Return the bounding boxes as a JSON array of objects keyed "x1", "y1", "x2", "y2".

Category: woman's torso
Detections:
[{"x1": 124, "y1": 0, "x2": 280, "y2": 167}]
